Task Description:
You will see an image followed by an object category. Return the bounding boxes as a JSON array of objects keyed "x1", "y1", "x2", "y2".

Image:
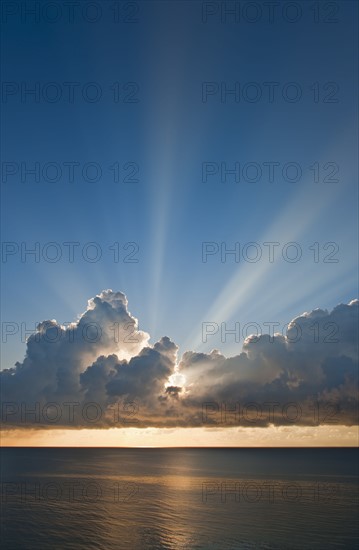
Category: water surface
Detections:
[{"x1": 1, "y1": 448, "x2": 358, "y2": 549}]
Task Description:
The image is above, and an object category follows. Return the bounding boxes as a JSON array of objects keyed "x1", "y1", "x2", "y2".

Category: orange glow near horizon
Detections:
[{"x1": 1, "y1": 426, "x2": 358, "y2": 447}]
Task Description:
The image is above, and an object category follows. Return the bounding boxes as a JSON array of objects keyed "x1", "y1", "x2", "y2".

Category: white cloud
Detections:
[{"x1": 1, "y1": 292, "x2": 357, "y2": 429}]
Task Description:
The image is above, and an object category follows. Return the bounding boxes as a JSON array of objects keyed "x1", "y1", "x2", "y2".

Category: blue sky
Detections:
[{"x1": 1, "y1": 0, "x2": 358, "y2": 371}]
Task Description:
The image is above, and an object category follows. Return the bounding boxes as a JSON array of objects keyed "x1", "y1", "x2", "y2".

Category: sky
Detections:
[{"x1": 1, "y1": 0, "x2": 358, "y2": 446}]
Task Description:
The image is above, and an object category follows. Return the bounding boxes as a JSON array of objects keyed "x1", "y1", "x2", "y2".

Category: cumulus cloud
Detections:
[
  {"x1": 1, "y1": 292, "x2": 358, "y2": 429},
  {"x1": 1, "y1": 290, "x2": 150, "y2": 412}
]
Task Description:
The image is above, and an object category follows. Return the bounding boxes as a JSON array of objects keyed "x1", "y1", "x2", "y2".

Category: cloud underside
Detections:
[{"x1": 1, "y1": 291, "x2": 358, "y2": 428}]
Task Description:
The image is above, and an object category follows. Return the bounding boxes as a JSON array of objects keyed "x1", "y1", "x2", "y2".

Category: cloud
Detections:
[
  {"x1": 177, "y1": 300, "x2": 358, "y2": 425},
  {"x1": 1, "y1": 290, "x2": 150, "y2": 406},
  {"x1": 1, "y1": 292, "x2": 358, "y2": 429}
]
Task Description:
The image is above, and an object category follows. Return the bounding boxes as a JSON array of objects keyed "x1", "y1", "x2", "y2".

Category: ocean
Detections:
[{"x1": 1, "y1": 448, "x2": 358, "y2": 549}]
